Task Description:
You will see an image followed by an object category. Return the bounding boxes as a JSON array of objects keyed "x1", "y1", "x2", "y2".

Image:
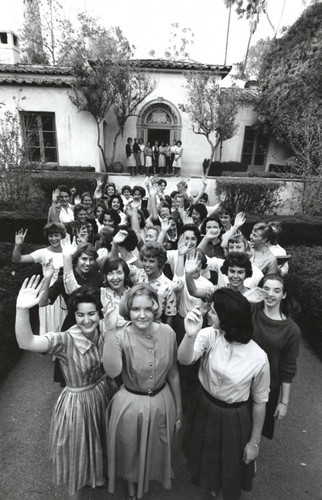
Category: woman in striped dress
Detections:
[{"x1": 15, "y1": 277, "x2": 116, "y2": 498}]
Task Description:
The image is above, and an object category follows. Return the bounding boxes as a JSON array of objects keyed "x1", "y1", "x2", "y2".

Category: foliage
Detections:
[
  {"x1": 148, "y1": 22, "x2": 195, "y2": 61},
  {"x1": 0, "y1": 99, "x2": 37, "y2": 211},
  {"x1": 257, "y1": 2, "x2": 322, "y2": 203},
  {"x1": 20, "y1": 0, "x2": 49, "y2": 64},
  {"x1": 234, "y1": 37, "x2": 271, "y2": 79},
  {"x1": 179, "y1": 74, "x2": 241, "y2": 163},
  {"x1": 216, "y1": 177, "x2": 282, "y2": 213},
  {"x1": 287, "y1": 245, "x2": 322, "y2": 360}
]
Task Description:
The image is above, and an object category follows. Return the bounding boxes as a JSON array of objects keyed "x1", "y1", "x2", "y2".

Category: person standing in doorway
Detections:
[
  {"x1": 126, "y1": 138, "x2": 137, "y2": 177},
  {"x1": 170, "y1": 140, "x2": 177, "y2": 176}
]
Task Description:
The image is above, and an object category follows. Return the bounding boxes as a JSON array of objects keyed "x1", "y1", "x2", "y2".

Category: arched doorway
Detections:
[{"x1": 136, "y1": 99, "x2": 182, "y2": 145}]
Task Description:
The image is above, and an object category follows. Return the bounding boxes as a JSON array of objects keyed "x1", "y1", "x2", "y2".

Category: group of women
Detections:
[
  {"x1": 13, "y1": 176, "x2": 300, "y2": 500},
  {"x1": 126, "y1": 138, "x2": 183, "y2": 176}
]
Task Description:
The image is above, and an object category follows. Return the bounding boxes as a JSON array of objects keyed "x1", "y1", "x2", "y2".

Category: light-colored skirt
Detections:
[
  {"x1": 49, "y1": 377, "x2": 116, "y2": 495},
  {"x1": 39, "y1": 297, "x2": 67, "y2": 335},
  {"x1": 159, "y1": 154, "x2": 166, "y2": 167},
  {"x1": 145, "y1": 155, "x2": 153, "y2": 168},
  {"x1": 107, "y1": 383, "x2": 175, "y2": 498},
  {"x1": 139, "y1": 151, "x2": 145, "y2": 165},
  {"x1": 126, "y1": 154, "x2": 136, "y2": 167}
]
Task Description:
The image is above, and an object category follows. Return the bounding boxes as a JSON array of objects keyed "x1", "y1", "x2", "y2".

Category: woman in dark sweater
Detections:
[{"x1": 252, "y1": 273, "x2": 300, "y2": 439}]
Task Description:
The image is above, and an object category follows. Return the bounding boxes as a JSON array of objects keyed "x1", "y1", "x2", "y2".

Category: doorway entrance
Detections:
[{"x1": 148, "y1": 128, "x2": 170, "y2": 145}]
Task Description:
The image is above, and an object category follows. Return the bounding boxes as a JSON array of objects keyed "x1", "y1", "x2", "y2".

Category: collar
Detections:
[{"x1": 67, "y1": 325, "x2": 102, "y2": 354}]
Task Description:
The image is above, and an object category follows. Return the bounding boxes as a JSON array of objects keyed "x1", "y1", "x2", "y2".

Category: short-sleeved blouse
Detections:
[
  {"x1": 192, "y1": 327, "x2": 270, "y2": 404},
  {"x1": 116, "y1": 323, "x2": 177, "y2": 392}
]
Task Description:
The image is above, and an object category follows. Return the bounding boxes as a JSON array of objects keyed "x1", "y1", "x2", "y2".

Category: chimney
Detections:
[{"x1": 0, "y1": 30, "x2": 21, "y2": 65}]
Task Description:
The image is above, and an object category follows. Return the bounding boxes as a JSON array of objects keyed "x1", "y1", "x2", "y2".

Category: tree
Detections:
[
  {"x1": 69, "y1": 24, "x2": 154, "y2": 172},
  {"x1": 178, "y1": 73, "x2": 241, "y2": 164},
  {"x1": 257, "y1": 2, "x2": 322, "y2": 213},
  {"x1": 110, "y1": 67, "x2": 155, "y2": 166},
  {"x1": 149, "y1": 22, "x2": 194, "y2": 61},
  {"x1": 21, "y1": 0, "x2": 48, "y2": 64},
  {"x1": 234, "y1": 37, "x2": 271, "y2": 79}
]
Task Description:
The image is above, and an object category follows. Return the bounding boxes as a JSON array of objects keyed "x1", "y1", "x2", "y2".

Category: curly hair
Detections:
[
  {"x1": 58, "y1": 185, "x2": 71, "y2": 197},
  {"x1": 119, "y1": 283, "x2": 162, "y2": 321},
  {"x1": 140, "y1": 242, "x2": 167, "y2": 270},
  {"x1": 67, "y1": 286, "x2": 103, "y2": 318},
  {"x1": 73, "y1": 204, "x2": 87, "y2": 219},
  {"x1": 98, "y1": 208, "x2": 121, "y2": 227},
  {"x1": 132, "y1": 185, "x2": 146, "y2": 198},
  {"x1": 220, "y1": 252, "x2": 253, "y2": 278},
  {"x1": 44, "y1": 222, "x2": 66, "y2": 239},
  {"x1": 108, "y1": 194, "x2": 124, "y2": 212},
  {"x1": 188, "y1": 203, "x2": 208, "y2": 223},
  {"x1": 212, "y1": 288, "x2": 253, "y2": 344}
]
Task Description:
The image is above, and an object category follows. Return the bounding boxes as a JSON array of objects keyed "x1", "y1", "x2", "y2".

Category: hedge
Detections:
[
  {"x1": 216, "y1": 177, "x2": 283, "y2": 214},
  {"x1": 287, "y1": 245, "x2": 322, "y2": 360}
]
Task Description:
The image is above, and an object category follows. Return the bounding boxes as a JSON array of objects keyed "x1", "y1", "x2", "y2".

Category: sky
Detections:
[{"x1": 1, "y1": 0, "x2": 312, "y2": 65}]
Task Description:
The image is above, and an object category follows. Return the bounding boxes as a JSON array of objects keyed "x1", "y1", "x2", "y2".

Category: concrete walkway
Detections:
[{"x1": 0, "y1": 337, "x2": 322, "y2": 500}]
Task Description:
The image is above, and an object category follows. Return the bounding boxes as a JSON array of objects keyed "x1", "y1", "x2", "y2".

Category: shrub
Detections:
[
  {"x1": 208, "y1": 161, "x2": 248, "y2": 176},
  {"x1": 216, "y1": 177, "x2": 282, "y2": 214},
  {"x1": 287, "y1": 245, "x2": 322, "y2": 360}
]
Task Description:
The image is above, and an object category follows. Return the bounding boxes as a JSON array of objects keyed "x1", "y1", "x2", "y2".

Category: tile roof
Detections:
[{"x1": 129, "y1": 59, "x2": 232, "y2": 74}]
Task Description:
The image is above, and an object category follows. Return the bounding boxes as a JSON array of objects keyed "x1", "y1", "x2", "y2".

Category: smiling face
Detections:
[
  {"x1": 220, "y1": 212, "x2": 232, "y2": 229},
  {"x1": 227, "y1": 265, "x2": 246, "y2": 290},
  {"x1": 107, "y1": 185, "x2": 115, "y2": 197},
  {"x1": 228, "y1": 240, "x2": 246, "y2": 254},
  {"x1": 249, "y1": 229, "x2": 265, "y2": 248},
  {"x1": 145, "y1": 228, "x2": 158, "y2": 242},
  {"x1": 75, "y1": 252, "x2": 95, "y2": 275},
  {"x1": 142, "y1": 255, "x2": 160, "y2": 279},
  {"x1": 160, "y1": 207, "x2": 170, "y2": 219},
  {"x1": 106, "y1": 263, "x2": 125, "y2": 292},
  {"x1": 262, "y1": 279, "x2": 286, "y2": 309},
  {"x1": 47, "y1": 232, "x2": 63, "y2": 248},
  {"x1": 133, "y1": 190, "x2": 142, "y2": 199},
  {"x1": 191, "y1": 209, "x2": 201, "y2": 225},
  {"x1": 82, "y1": 196, "x2": 92, "y2": 208},
  {"x1": 123, "y1": 189, "x2": 131, "y2": 199},
  {"x1": 103, "y1": 214, "x2": 115, "y2": 231},
  {"x1": 59, "y1": 191, "x2": 70, "y2": 207},
  {"x1": 75, "y1": 302, "x2": 100, "y2": 339},
  {"x1": 76, "y1": 209, "x2": 87, "y2": 224},
  {"x1": 130, "y1": 294, "x2": 155, "y2": 330},
  {"x1": 111, "y1": 198, "x2": 121, "y2": 211}
]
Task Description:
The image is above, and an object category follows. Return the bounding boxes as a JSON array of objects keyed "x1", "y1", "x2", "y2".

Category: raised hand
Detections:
[
  {"x1": 96, "y1": 176, "x2": 104, "y2": 189},
  {"x1": 243, "y1": 287, "x2": 268, "y2": 303},
  {"x1": 104, "y1": 302, "x2": 119, "y2": 331},
  {"x1": 234, "y1": 212, "x2": 246, "y2": 228},
  {"x1": 42, "y1": 258, "x2": 55, "y2": 280},
  {"x1": 52, "y1": 188, "x2": 60, "y2": 203},
  {"x1": 61, "y1": 234, "x2": 77, "y2": 257},
  {"x1": 113, "y1": 229, "x2": 128, "y2": 245},
  {"x1": 177, "y1": 235, "x2": 189, "y2": 256},
  {"x1": 15, "y1": 228, "x2": 28, "y2": 245},
  {"x1": 16, "y1": 275, "x2": 45, "y2": 309},
  {"x1": 184, "y1": 253, "x2": 200, "y2": 275},
  {"x1": 184, "y1": 306, "x2": 203, "y2": 338},
  {"x1": 74, "y1": 195, "x2": 81, "y2": 205},
  {"x1": 160, "y1": 218, "x2": 171, "y2": 233}
]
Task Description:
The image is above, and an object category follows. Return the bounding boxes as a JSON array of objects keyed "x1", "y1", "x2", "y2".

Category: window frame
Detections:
[
  {"x1": 241, "y1": 125, "x2": 269, "y2": 167},
  {"x1": 20, "y1": 111, "x2": 59, "y2": 165}
]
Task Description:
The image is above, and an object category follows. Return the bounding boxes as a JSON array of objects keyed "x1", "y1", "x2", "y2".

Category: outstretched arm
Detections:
[
  {"x1": 178, "y1": 306, "x2": 203, "y2": 364},
  {"x1": 15, "y1": 276, "x2": 50, "y2": 352}
]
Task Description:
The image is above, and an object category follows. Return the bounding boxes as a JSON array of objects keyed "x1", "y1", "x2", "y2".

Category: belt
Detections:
[
  {"x1": 66, "y1": 374, "x2": 106, "y2": 393},
  {"x1": 125, "y1": 382, "x2": 166, "y2": 397},
  {"x1": 203, "y1": 388, "x2": 248, "y2": 408}
]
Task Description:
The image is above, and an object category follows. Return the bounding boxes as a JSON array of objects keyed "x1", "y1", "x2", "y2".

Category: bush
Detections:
[
  {"x1": 0, "y1": 242, "x2": 42, "y2": 385},
  {"x1": 287, "y1": 245, "x2": 322, "y2": 360},
  {"x1": 207, "y1": 161, "x2": 248, "y2": 176},
  {"x1": 216, "y1": 177, "x2": 282, "y2": 214}
]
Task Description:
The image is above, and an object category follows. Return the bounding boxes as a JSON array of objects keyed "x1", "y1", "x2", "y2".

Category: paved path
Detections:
[{"x1": 0, "y1": 337, "x2": 322, "y2": 500}]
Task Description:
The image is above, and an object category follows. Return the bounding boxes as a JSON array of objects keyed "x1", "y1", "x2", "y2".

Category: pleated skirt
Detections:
[
  {"x1": 107, "y1": 384, "x2": 176, "y2": 499},
  {"x1": 182, "y1": 387, "x2": 255, "y2": 500},
  {"x1": 49, "y1": 378, "x2": 116, "y2": 495}
]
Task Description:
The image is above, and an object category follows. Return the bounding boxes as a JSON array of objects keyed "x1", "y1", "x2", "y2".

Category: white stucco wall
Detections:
[
  {"x1": 103, "y1": 70, "x2": 224, "y2": 177},
  {"x1": 0, "y1": 85, "x2": 100, "y2": 169}
]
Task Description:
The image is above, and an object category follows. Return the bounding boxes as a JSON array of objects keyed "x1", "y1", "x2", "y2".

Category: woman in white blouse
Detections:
[{"x1": 178, "y1": 288, "x2": 270, "y2": 500}]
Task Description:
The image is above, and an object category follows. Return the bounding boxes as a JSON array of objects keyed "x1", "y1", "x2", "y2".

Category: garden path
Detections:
[{"x1": 0, "y1": 337, "x2": 321, "y2": 500}]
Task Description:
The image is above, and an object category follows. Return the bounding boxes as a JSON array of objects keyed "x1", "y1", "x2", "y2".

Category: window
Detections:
[
  {"x1": 21, "y1": 112, "x2": 58, "y2": 163},
  {"x1": 0, "y1": 32, "x2": 8, "y2": 44},
  {"x1": 241, "y1": 126, "x2": 269, "y2": 166},
  {"x1": 13, "y1": 35, "x2": 18, "y2": 47}
]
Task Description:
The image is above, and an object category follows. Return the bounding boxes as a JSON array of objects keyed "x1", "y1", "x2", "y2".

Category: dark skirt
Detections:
[
  {"x1": 262, "y1": 386, "x2": 280, "y2": 439},
  {"x1": 182, "y1": 387, "x2": 255, "y2": 500}
]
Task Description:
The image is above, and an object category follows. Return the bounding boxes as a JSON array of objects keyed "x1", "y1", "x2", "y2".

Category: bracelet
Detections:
[
  {"x1": 280, "y1": 401, "x2": 288, "y2": 406},
  {"x1": 176, "y1": 417, "x2": 183, "y2": 423},
  {"x1": 248, "y1": 442, "x2": 259, "y2": 448}
]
